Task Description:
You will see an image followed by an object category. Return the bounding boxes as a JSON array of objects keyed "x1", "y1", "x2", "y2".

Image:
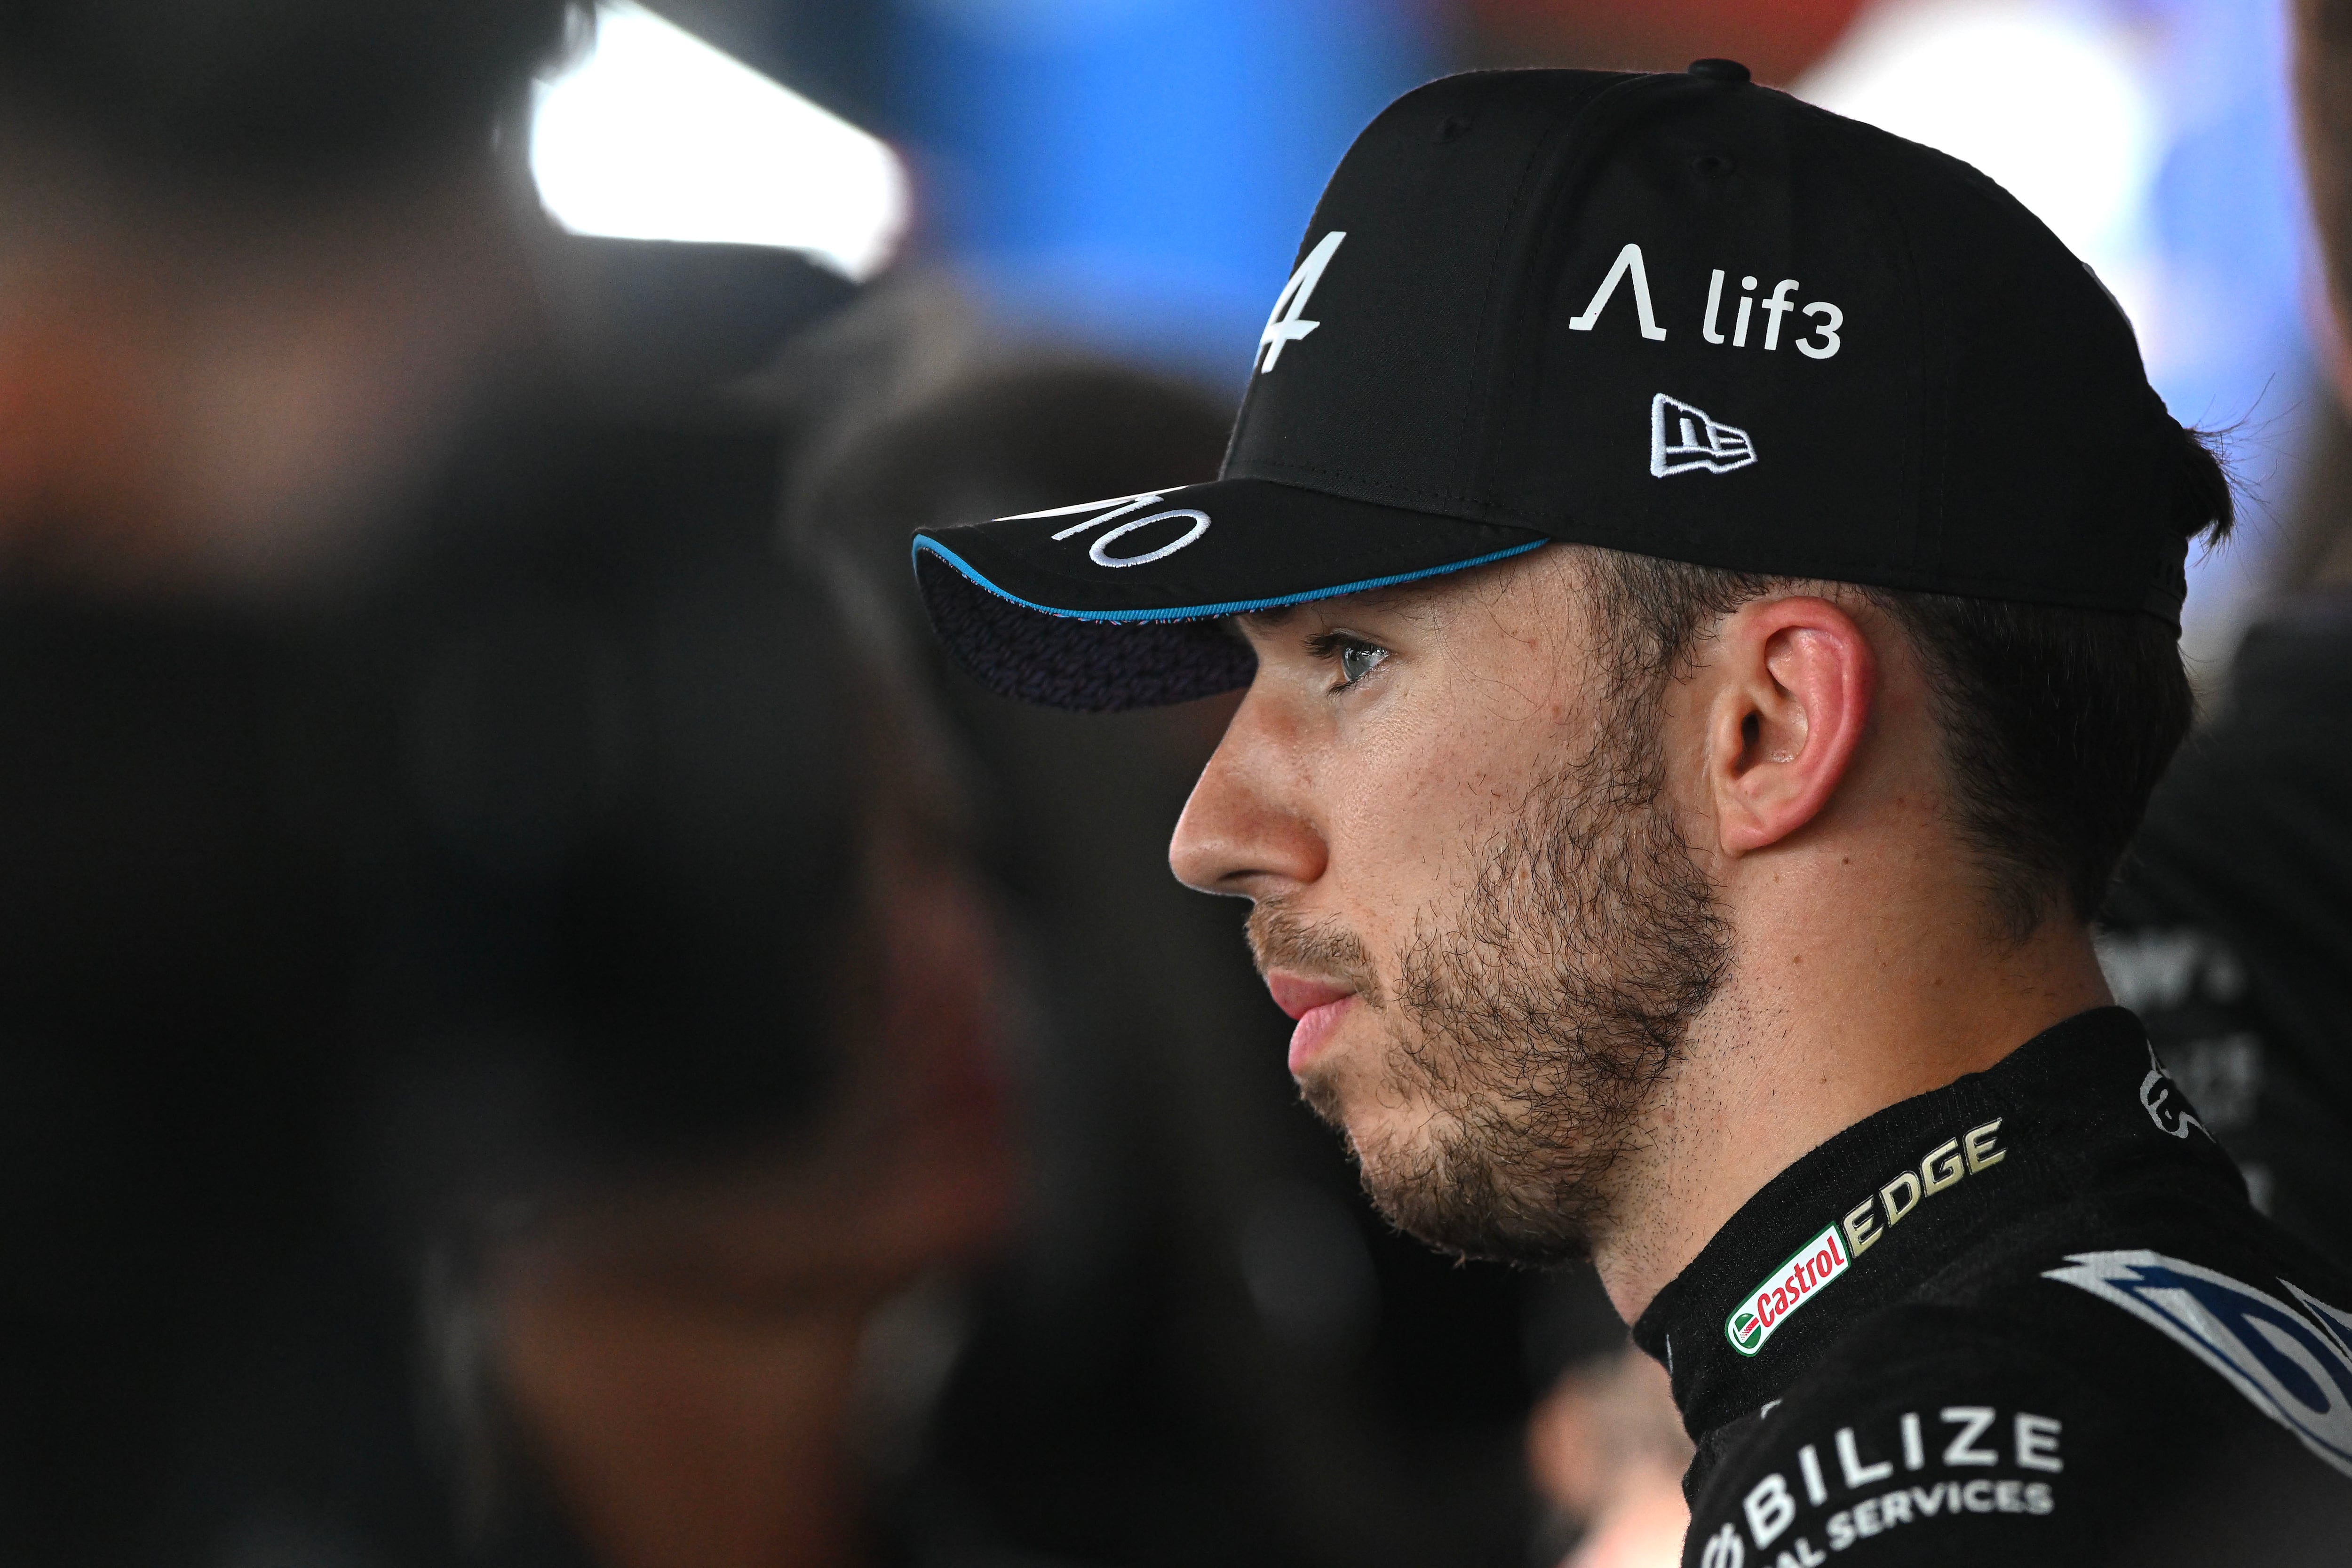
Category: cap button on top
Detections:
[{"x1": 1688, "y1": 58, "x2": 1751, "y2": 83}]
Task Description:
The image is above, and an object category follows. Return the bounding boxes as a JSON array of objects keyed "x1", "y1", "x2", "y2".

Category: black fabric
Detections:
[
  {"x1": 2100, "y1": 593, "x2": 2352, "y2": 1275},
  {"x1": 0, "y1": 406, "x2": 861, "y2": 1566},
  {"x1": 1633, "y1": 1008, "x2": 2352, "y2": 1567},
  {"x1": 915, "y1": 548, "x2": 1258, "y2": 710},
  {"x1": 915, "y1": 66, "x2": 2201, "y2": 711},
  {"x1": 1231, "y1": 71, "x2": 2178, "y2": 609}
]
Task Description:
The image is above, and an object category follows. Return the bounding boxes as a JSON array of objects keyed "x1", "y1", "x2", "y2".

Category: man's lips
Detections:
[
  {"x1": 1266, "y1": 974, "x2": 1355, "y2": 1020},
  {"x1": 1265, "y1": 973, "x2": 1359, "y2": 1075}
]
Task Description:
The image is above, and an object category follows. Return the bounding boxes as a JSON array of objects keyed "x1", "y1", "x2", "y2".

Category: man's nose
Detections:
[{"x1": 1168, "y1": 689, "x2": 1327, "y2": 898}]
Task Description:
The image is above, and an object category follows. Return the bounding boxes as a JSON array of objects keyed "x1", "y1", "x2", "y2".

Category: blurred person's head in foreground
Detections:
[
  {"x1": 0, "y1": 0, "x2": 578, "y2": 587},
  {"x1": 906, "y1": 64, "x2": 2352, "y2": 1568},
  {"x1": 397, "y1": 539, "x2": 1015, "y2": 1568}
]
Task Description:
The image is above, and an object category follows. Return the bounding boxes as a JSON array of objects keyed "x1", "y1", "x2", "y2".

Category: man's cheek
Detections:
[{"x1": 1325, "y1": 794, "x2": 1470, "y2": 920}]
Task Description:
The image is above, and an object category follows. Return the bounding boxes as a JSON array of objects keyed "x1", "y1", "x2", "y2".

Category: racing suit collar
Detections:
[{"x1": 1630, "y1": 1006, "x2": 2244, "y2": 1441}]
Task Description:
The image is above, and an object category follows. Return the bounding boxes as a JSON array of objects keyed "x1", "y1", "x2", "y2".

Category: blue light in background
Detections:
[
  {"x1": 2126, "y1": 0, "x2": 2318, "y2": 660},
  {"x1": 898, "y1": 0, "x2": 1437, "y2": 384},
  {"x1": 2132, "y1": 0, "x2": 2311, "y2": 435},
  {"x1": 1798, "y1": 0, "x2": 2318, "y2": 659}
]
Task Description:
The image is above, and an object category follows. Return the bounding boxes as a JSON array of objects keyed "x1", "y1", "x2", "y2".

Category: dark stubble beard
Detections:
[{"x1": 1251, "y1": 699, "x2": 1728, "y2": 1268}]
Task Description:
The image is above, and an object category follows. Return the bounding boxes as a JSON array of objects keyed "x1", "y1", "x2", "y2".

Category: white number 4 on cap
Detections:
[{"x1": 1257, "y1": 231, "x2": 1347, "y2": 373}]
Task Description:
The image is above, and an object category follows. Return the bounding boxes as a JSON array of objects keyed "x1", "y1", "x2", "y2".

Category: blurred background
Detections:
[{"x1": 0, "y1": 3, "x2": 2340, "y2": 1568}]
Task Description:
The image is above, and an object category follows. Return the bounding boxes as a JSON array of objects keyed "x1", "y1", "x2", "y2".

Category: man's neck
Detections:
[{"x1": 1589, "y1": 902, "x2": 2113, "y2": 1324}]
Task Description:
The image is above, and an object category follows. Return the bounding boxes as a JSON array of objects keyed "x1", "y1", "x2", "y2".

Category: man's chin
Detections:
[
  {"x1": 1369, "y1": 1164, "x2": 1600, "y2": 1268},
  {"x1": 1323, "y1": 1101, "x2": 1603, "y2": 1268},
  {"x1": 1295, "y1": 1043, "x2": 1605, "y2": 1267},
  {"x1": 1295, "y1": 1059, "x2": 1349, "y2": 1131},
  {"x1": 1296, "y1": 1060, "x2": 1417, "y2": 1176}
]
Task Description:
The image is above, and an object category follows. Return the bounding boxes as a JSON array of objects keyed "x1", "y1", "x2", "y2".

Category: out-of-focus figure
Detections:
[
  {"x1": 0, "y1": 5, "x2": 893, "y2": 1563},
  {"x1": 365, "y1": 460, "x2": 1017, "y2": 1568},
  {"x1": 2072, "y1": 0, "x2": 2352, "y2": 1559},
  {"x1": 1526, "y1": 1348, "x2": 1690, "y2": 1568},
  {"x1": 2098, "y1": 0, "x2": 2352, "y2": 1279},
  {"x1": 0, "y1": 7, "x2": 576, "y2": 1563},
  {"x1": 1518, "y1": 1267, "x2": 1690, "y2": 1568}
]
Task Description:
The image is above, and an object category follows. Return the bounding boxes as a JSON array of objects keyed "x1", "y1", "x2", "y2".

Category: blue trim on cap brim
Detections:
[{"x1": 910, "y1": 535, "x2": 1550, "y2": 623}]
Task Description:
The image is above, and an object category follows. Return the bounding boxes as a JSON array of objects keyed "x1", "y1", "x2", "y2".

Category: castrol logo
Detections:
[{"x1": 1726, "y1": 1222, "x2": 1851, "y2": 1356}]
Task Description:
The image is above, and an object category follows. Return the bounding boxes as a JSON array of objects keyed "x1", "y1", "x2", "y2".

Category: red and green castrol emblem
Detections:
[{"x1": 1726, "y1": 1222, "x2": 1851, "y2": 1356}]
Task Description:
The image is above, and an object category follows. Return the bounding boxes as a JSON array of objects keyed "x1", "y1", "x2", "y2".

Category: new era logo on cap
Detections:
[{"x1": 1651, "y1": 394, "x2": 1756, "y2": 477}]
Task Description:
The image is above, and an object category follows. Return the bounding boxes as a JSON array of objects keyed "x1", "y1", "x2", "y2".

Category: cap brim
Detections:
[{"x1": 913, "y1": 476, "x2": 1546, "y2": 711}]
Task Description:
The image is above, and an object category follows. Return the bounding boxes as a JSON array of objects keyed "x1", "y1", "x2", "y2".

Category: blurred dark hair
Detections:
[
  {"x1": 1588, "y1": 425, "x2": 2237, "y2": 941},
  {"x1": 367, "y1": 413, "x2": 965, "y2": 1230},
  {"x1": 0, "y1": 0, "x2": 580, "y2": 185}
]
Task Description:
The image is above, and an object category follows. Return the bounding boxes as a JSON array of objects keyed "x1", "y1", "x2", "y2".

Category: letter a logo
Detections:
[
  {"x1": 1569, "y1": 242, "x2": 1669, "y2": 341},
  {"x1": 1257, "y1": 230, "x2": 1346, "y2": 372},
  {"x1": 1651, "y1": 394, "x2": 1757, "y2": 476}
]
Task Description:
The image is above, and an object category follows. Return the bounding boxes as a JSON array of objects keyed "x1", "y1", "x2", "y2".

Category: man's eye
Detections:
[
  {"x1": 1304, "y1": 629, "x2": 1392, "y2": 689},
  {"x1": 1336, "y1": 641, "x2": 1388, "y2": 687}
]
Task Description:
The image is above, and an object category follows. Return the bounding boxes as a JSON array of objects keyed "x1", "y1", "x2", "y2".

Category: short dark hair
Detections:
[{"x1": 1587, "y1": 427, "x2": 2236, "y2": 942}]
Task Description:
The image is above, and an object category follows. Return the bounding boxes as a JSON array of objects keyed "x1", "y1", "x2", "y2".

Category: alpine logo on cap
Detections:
[
  {"x1": 1652, "y1": 394, "x2": 1757, "y2": 477},
  {"x1": 1257, "y1": 230, "x2": 1347, "y2": 373},
  {"x1": 2046, "y1": 1251, "x2": 2352, "y2": 1477}
]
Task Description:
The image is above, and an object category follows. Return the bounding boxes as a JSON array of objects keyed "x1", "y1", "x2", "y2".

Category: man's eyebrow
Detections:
[
  {"x1": 1234, "y1": 583, "x2": 1439, "y2": 637},
  {"x1": 1236, "y1": 605, "x2": 1299, "y2": 635},
  {"x1": 1344, "y1": 583, "x2": 1435, "y2": 617}
]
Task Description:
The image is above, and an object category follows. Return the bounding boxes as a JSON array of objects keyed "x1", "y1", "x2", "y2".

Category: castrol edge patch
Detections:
[{"x1": 1727, "y1": 1222, "x2": 1851, "y2": 1356}]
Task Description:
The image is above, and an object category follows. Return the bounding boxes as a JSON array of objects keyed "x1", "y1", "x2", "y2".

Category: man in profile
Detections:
[{"x1": 913, "y1": 62, "x2": 2352, "y2": 1564}]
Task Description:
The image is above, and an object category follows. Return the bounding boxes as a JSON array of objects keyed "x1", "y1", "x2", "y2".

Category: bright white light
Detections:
[
  {"x1": 530, "y1": 0, "x2": 910, "y2": 281},
  {"x1": 1799, "y1": 0, "x2": 2159, "y2": 307}
]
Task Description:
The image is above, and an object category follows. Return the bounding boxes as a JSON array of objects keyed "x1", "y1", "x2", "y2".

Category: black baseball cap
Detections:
[{"x1": 914, "y1": 62, "x2": 2215, "y2": 712}]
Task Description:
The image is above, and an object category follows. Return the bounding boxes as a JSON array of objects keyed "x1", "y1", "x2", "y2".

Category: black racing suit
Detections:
[{"x1": 1637, "y1": 1007, "x2": 2352, "y2": 1567}]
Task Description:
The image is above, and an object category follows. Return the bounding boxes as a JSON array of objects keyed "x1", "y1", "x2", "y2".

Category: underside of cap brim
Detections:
[
  {"x1": 911, "y1": 477, "x2": 1550, "y2": 712},
  {"x1": 915, "y1": 546, "x2": 1260, "y2": 710}
]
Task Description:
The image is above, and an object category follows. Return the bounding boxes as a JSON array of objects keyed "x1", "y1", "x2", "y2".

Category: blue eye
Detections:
[
  {"x1": 1304, "y1": 629, "x2": 1392, "y2": 690},
  {"x1": 1337, "y1": 641, "x2": 1388, "y2": 687}
]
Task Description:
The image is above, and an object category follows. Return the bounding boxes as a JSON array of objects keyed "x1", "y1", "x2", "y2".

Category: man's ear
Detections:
[{"x1": 1700, "y1": 596, "x2": 1875, "y2": 858}]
